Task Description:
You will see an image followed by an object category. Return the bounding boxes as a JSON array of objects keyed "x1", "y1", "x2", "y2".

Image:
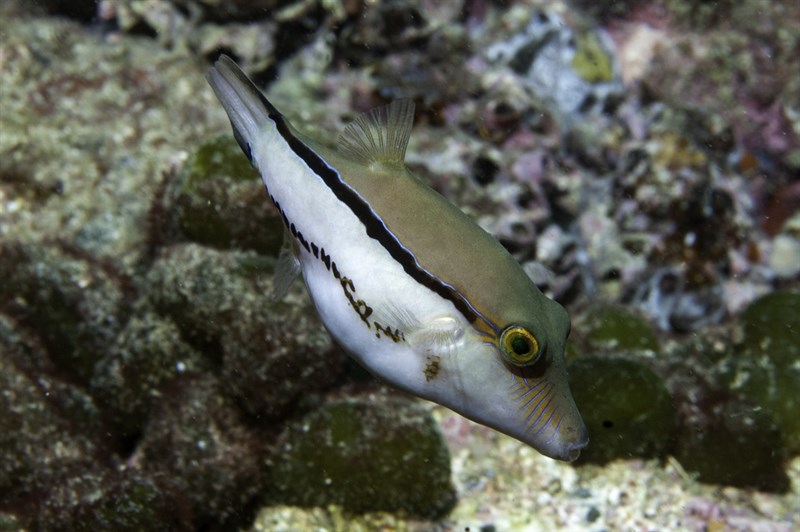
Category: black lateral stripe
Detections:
[{"x1": 258, "y1": 94, "x2": 483, "y2": 324}]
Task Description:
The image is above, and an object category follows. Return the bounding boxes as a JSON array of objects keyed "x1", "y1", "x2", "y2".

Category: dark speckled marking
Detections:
[{"x1": 424, "y1": 355, "x2": 442, "y2": 381}]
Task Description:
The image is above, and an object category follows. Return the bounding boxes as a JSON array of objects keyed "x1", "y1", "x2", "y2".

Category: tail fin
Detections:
[{"x1": 206, "y1": 55, "x2": 280, "y2": 167}]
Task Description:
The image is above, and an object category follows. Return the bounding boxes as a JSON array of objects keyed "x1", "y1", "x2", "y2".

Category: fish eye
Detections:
[{"x1": 500, "y1": 325, "x2": 540, "y2": 366}]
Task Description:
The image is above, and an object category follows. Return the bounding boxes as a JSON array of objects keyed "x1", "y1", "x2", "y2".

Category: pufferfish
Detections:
[{"x1": 207, "y1": 55, "x2": 588, "y2": 461}]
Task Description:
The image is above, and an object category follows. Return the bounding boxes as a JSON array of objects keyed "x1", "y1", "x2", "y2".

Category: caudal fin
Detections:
[{"x1": 206, "y1": 55, "x2": 281, "y2": 166}]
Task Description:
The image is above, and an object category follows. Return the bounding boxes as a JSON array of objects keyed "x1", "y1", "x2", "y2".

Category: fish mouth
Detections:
[
  {"x1": 539, "y1": 420, "x2": 589, "y2": 462},
  {"x1": 564, "y1": 425, "x2": 590, "y2": 461}
]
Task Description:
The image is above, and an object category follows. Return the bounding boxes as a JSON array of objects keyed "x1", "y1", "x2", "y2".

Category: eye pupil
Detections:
[{"x1": 511, "y1": 336, "x2": 530, "y2": 355}]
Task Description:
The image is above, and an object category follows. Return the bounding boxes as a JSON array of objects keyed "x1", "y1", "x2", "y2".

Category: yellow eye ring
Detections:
[{"x1": 500, "y1": 325, "x2": 540, "y2": 366}]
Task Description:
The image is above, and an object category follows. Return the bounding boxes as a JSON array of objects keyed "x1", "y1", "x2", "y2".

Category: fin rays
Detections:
[
  {"x1": 271, "y1": 233, "x2": 301, "y2": 300},
  {"x1": 337, "y1": 99, "x2": 415, "y2": 166},
  {"x1": 388, "y1": 309, "x2": 466, "y2": 358}
]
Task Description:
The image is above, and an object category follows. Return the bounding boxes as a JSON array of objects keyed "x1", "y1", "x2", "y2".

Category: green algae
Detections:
[
  {"x1": 569, "y1": 357, "x2": 676, "y2": 464},
  {"x1": 719, "y1": 291, "x2": 800, "y2": 453},
  {"x1": 174, "y1": 135, "x2": 284, "y2": 255},
  {"x1": 28, "y1": 469, "x2": 191, "y2": 530},
  {"x1": 674, "y1": 400, "x2": 788, "y2": 492},
  {"x1": 566, "y1": 305, "x2": 674, "y2": 464},
  {"x1": 583, "y1": 304, "x2": 660, "y2": 352},
  {"x1": 740, "y1": 290, "x2": 799, "y2": 355},
  {"x1": 272, "y1": 394, "x2": 456, "y2": 518},
  {"x1": 655, "y1": 292, "x2": 799, "y2": 491},
  {"x1": 70, "y1": 474, "x2": 187, "y2": 531},
  {"x1": 571, "y1": 32, "x2": 615, "y2": 84},
  {"x1": 186, "y1": 134, "x2": 258, "y2": 184}
]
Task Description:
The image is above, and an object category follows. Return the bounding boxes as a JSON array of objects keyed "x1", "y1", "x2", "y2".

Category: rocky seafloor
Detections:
[{"x1": 0, "y1": 0, "x2": 798, "y2": 530}]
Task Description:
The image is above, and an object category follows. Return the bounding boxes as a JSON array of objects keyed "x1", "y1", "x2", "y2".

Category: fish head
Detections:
[{"x1": 443, "y1": 298, "x2": 588, "y2": 461}]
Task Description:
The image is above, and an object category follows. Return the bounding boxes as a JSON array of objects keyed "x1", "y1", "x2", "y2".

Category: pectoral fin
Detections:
[
  {"x1": 271, "y1": 232, "x2": 301, "y2": 300},
  {"x1": 381, "y1": 304, "x2": 466, "y2": 357},
  {"x1": 406, "y1": 315, "x2": 466, "y2": 357}
]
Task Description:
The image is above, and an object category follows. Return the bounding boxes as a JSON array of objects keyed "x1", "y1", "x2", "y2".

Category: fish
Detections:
[{"x1": 206, "y1": 55, "x2": 588, "y2": 461}]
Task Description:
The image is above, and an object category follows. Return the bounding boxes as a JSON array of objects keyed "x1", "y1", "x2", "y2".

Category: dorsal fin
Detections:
[{"x1": 337, "y1": 99, "x2": 415, "y2": 167}]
